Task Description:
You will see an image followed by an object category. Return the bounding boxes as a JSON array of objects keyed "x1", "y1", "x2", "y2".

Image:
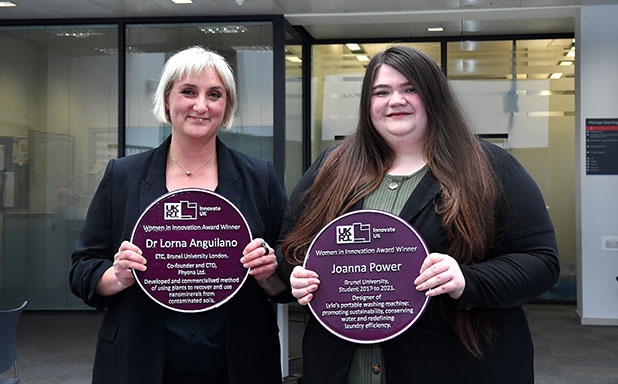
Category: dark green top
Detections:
[
  {"x1": 347, "y1": 165, "x2": 427, "y2": 384},
  {"x1": 363, "y1": 167, "x2": 428, "y2": 216}
]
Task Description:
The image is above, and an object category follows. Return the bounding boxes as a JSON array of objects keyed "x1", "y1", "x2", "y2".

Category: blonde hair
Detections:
[{"x1": 152, "y1": 46, "x2": 237, "y2": 130}]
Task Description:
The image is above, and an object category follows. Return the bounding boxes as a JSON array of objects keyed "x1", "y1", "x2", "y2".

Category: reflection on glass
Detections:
[
  {"x1": 125, "y1": 22, "x2": 274, "y2": 161},
  {"x1": 0, "y1": 25, "x2": 118, "y2": 309},
  {"x1": 285, "y1": 43, "x2": 303, "y2": 195},
  {"x1": 447, "y1": 39, "x2": 576, "y2": 301}
]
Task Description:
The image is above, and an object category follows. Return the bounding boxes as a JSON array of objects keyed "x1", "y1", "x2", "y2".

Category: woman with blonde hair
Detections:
[{"x1": 71, "y1": 46, "x2": 287, "y2": 384}]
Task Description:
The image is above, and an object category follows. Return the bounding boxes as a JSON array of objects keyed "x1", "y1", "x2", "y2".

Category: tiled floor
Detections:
[
  {"x1": 527, "y1": 305, "x2": 618, "y2": 384},
  {"x1": 0, "y1": 311, "x2": 99, "y2": 384},
  {"x1": 2, "y1": 304, "x2": 617, "y2": 383}
]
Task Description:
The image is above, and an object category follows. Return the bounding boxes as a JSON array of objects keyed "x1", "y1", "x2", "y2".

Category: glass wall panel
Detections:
[
  {"x1": 311, "y1": 43, "x2": 441, "y2": 162},
  {"x1": 448, "y1": 39, "x2": 576, "y2": 301},
  {"x1": 125, "y1": 22, "x2": 274, "y2": 161},
  {"x1": 284, "y1": 31, "x2": 304, "y2": 379},
  {"x1": 0, "y1": 25, "x2": 118, "y2": 309},
  {"x1": 284, "y1": 39, "x2": 303, "y2": 195}
]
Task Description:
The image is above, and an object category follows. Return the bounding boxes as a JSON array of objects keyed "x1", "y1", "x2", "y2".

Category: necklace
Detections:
[{"x1": 170, "y1": 152, "x2": 216, "y2": 176}]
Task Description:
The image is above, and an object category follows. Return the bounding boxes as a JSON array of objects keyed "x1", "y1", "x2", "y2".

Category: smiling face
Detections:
[
  {"x1": 165, "y1": 68, "x2": 227, "y2": 142},
  {"x1": 370, "y1": 64, "x2": 428, "y2": 151}
]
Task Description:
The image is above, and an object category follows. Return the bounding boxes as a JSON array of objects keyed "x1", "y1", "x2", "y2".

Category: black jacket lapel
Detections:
[
  {"x1": 398, "y1": 171, "x2": 441, "y2": 223},
  {"x1": 214, "y1": 138, "x2": 243, "y2": 210},
  {"x1": 139, "y1": 135, "x2": 170, "y2": 212}
]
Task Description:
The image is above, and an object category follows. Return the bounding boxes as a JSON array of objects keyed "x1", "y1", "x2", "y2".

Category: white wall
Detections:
[{"x1": 576, "y1": 4, "x2": 618, "y2": 325}]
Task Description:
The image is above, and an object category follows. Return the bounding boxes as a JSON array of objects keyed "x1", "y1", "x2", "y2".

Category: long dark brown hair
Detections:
[{"x1": 282, "y1": 46, "x2": 497, "y2": 357}]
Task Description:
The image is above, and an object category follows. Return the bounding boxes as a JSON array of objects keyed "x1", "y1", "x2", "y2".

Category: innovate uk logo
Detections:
[
  {"x1": 164, "y1": 201, "x2": 198, "y2": 220},
  {"x1": 336, "y1": 223, "x2": 371, "y2": 244}
]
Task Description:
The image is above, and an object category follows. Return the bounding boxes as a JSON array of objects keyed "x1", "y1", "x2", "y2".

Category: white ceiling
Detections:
[{"x1": 1, "y1": 0, "x2": 617, "y2": 39}]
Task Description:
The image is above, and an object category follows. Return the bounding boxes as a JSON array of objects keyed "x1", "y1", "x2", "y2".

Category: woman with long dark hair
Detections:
[{"x1": 278, "y1": 46, "x2": 559, "y2": 383}]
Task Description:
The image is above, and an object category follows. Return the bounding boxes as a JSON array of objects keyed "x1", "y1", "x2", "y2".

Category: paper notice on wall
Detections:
[
  {"x1": 12, "y1": 138, "x2": 29, "y2": 166},
  {"x1": 3, "y1": 171, "x2": 14, "y2": 208}
]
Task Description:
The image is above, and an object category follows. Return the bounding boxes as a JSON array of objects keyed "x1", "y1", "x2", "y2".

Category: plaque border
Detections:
[
  {"x1": 131, "y1": 188, "x2": 252, "y2": 313},
  {"x1": 304, "y1": 209, "x2": 431, "y2": 344}
]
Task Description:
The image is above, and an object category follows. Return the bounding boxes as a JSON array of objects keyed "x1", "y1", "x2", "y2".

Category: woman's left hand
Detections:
[
  {"x1": 414, "y1": 252, "x2": 466, "y2": 299},
  {"x1": 241, "y1": 238, "x2": 277, "y2": 282}
]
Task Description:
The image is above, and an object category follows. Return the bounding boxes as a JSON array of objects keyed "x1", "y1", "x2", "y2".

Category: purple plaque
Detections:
[
  {"x1": 305, "y1": 210, "x2": 430, "y2": 344},
  {"x1": 131, "y1": 188, "x2": 251, "y2": 312}
]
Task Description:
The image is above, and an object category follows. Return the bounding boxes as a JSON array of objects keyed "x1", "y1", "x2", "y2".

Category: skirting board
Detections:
[{"x1": 579, "y1": 315, "x2": 618, "y2": 326}]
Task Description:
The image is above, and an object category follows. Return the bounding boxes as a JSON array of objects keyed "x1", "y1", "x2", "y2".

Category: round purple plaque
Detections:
[
  {"x1": 131, "y1": 188, "x2": 251, "y2": 313},
  {"x1": 305, "y1": 210, "x2": 430, "y2": 344}
]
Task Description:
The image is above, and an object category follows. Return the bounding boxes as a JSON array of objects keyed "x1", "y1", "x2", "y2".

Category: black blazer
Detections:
[
  {"x1": 70, "y1": 136, "x2": 287, "y2": 384},
  {"x1": 277, "y1": 140, "x2": 560, "y2": 384}
]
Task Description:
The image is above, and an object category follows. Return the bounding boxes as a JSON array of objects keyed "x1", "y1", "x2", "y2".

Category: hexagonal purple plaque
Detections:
[
  {"x1": 131, "y1": 188, "x2": 251, "y2": 312},
  {"x1": 305, "y1": 210, "x2": 430, "y2": 343}
]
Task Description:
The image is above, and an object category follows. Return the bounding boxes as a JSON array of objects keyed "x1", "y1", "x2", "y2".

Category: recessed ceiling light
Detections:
[
  {"x1": 286, "y1": 56, "x2": 302, "y2": 63},
  {"x1": 558, "y1": 60, "x2": 573, "y2": 66},
  {"x1": 200, "y1": 25, "x2": 248, "y2": 34},
  {"x1": 346, "y1": 43, "x2": 362, "y2": 53},
  {"x1": 0, "y1": 1, "x2": 16, "y2": 6},
  {"x1": 231, "y1": 45, "x2": 271, "y2": 52},
  {"x1": 549, "y1": 73, "x2": 564, "y2": 79},
  {"x1": 356, "y1": 55, "x2": 370, "y2": 62},
  {"x1": 566, "y1": 46, "x2": 575, "y2": 57},
  {"x1": 171, "y1": 0, "x2": 193, "y2": 4},
  {"x1": 46, "y1": 28, "x2": 103, "y2": 38},
  {"x1": 427, "y1": 26, "x2": 444, "y2": 32}
]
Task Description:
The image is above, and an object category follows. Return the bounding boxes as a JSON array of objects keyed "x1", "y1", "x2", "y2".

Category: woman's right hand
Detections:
[
  {"x1": 290, "y1": 266, "x2": 320, "y2": 306},
  {"x1": 96, "y1": 241, "x2": 147, "y2": 296}
]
